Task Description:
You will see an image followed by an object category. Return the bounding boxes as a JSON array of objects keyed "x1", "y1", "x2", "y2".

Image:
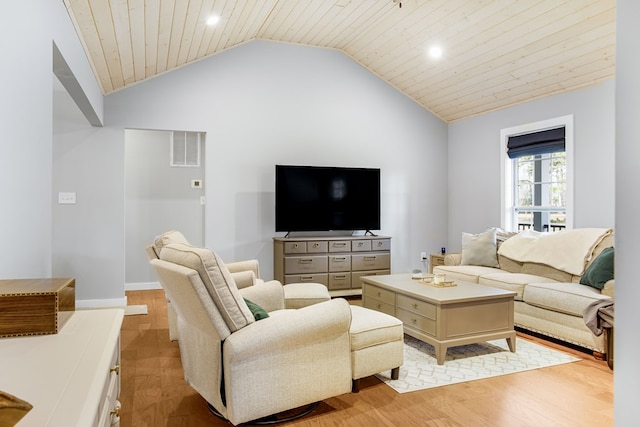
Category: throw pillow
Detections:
[
  {"x1": 580, "y1": 247, "x2": 614, "y2": 290},
  {"x1": 244, "y1": 298, "x2": 269, "y2": 320},
  {"x1": 461, "y1": 229, "x2": 499, "y2": 268}
]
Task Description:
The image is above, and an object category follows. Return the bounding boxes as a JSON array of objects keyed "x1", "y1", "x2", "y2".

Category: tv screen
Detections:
[{"x1": 275, "y1": 165, "x2": 381, "y2": 232}]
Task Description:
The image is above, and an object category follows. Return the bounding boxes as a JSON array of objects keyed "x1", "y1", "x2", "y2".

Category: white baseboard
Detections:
[
  {"x1": 125, "y1": 281, "x2": 162, "y2": 291},
  {"x1": 76, "y1": 296, "x2": 128, "y2": 309}
]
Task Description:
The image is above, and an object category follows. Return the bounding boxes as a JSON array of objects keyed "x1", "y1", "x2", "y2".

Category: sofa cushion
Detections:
[
  {"x1": 432, "y1": 265, "x2": 502, "y2": 284},
  {"x1": 520, "y1": 262, "x2": 573, "y2": 283},
  {"x1": 461, "y1": 229, "x2": 499, "y2": 267},
  {"x1": 478, "y1": 273, "x2": 555, "y2": 301},
  {"x1": 523, "y1": 282, "x2": 611, "y2": 317},
  {"x1": 580, "y1": 247, "x2": 614, "y2": 290},
  {"x1": 160, "y1": 243, "x2": 255, "y2": 332}
]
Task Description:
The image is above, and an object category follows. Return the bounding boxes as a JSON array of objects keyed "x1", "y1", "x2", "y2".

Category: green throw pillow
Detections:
[
  {"x1": 580, "y1": 247, "x2": 614, "y2": 290},
  {"x1": 243, "y1": 298, "x2": 269, "y2": 321}
]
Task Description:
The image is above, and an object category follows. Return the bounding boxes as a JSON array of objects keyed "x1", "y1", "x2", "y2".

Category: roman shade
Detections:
[{"x1": 507, "y1": 127, "x2": 565, "y2": 159}]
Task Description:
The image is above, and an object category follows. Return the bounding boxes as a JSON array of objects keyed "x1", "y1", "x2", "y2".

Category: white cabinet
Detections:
[
  {"x1": 274, "y1": 236, "x2": 391, "y2": 297},
  {"x1": 0, "y1": 309, "x2": 124, "y2": 426}
]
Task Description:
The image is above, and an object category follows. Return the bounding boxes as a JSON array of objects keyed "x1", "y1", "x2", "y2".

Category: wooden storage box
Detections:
[{"x1": 0, "y1": 278, "x2": 75, "y2": 337}]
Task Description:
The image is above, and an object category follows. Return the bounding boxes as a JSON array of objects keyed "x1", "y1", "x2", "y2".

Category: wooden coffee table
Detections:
[{"x1": 361, "y1": 274, "x2": 516, "y2": 364}]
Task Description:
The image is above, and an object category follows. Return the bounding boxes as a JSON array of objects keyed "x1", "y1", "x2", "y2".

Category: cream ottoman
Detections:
[
  {"x1": 349, "y1": 305, "x2": 404, "y2": 392},
  {"x1": 283, "y1": 283, "x2": 331, "y2": 309}
]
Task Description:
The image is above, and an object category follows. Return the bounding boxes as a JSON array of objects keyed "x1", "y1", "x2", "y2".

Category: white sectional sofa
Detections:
[{"x1": 433, "y1": 228, "x2": 614, "y2": 355}]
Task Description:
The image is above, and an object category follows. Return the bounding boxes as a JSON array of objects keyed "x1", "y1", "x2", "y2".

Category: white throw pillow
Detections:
[{"x1": 461, "y1": 229, "x2": 499, "y2": 267}]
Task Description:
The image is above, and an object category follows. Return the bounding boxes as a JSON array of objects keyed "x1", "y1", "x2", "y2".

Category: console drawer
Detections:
[
  {"x1": 284, "y1": 241, "x2": 307, "y2": 254},
  {"x1": 352, "y1": 253, "x2": 390, "y2": 271},
  {"x1": 372, "y1": 239, "x2": 391, "y2": 251},
  {"x1": 329, "y1": 273, "x2": 351, "y2": 290},
  {"x1": 397, "y1": 294, "x2": 436, "y2": 319},
  {"x1": 284, "y1": 273, "x2": 329, "y2": 287},
  {"x1": 351, "y1": 240, "x2": 372, "y2": 252},
  {"x1": 284, "y1": 255, "x2": 328, "y2": 274},
  {"x1": 329, "y1": 255, "x2": 351, "y2": 272},
  {"x1": 306, "y1": 241, "x2": 328, "y2": 253},
  {"x1": 396, "y1": 307, "x2": 436, "y2": 336},
  {"x1": 328, "y1": 240, "x2": 351, "y2": 252}
]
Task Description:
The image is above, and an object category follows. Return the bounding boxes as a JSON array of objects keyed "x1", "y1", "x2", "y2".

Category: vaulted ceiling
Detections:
[{"x1": 63, "y1": 0, "x2": 615, "y2": 123}]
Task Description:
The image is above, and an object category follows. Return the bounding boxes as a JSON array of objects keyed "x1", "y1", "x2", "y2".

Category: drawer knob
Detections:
[
  {"x1": 299, "y1": 259, "x2": 313, "y2": 264},
  {"x1": 412, "y1": 303, "x2": 418, "y2": 309},
  {"x1": 377, "y1": 304, "x2": 382, "y2": 309},
  {"x1": 364, "y1": 256, "x2": 376, "y2": 260},
  {"x1": 300, "y1": 276, "x2": 313, "y2": 281},
  {"x1": 110, "y1": 364, "x2": 120, "y2": 375},
  {"x1": 313, "y1": 243, "x2": 319, "y2": 248},
  {"x1": 411, "y1": 318, "x2": 417, "y2": 324},
  {"x1": 377, "y1": 292, "x2": 381, "y2": 297}
]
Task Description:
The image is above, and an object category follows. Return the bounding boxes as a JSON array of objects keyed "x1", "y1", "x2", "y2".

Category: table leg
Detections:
[
  {"x1": 506, "y1": 335, "x2": 516, "y2": 352},
  {"x1": 435, "y1": 344, "x2": 447, "y2": 365}
]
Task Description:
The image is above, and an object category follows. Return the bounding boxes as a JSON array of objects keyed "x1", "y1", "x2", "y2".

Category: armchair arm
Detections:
[
  {"x1": 225, "y1": 298, "x2": 351, "y2": 363},
  {"x1": 444, "y1": 253, "x2": 462, "y2": 266},
  {"x1": 227, "y1": 259, "x2": 260, "y2": 278},
  {"x1": 223, "y1": 298, "x2": 352, "y2": 425},
  {"x1": 238, "y1": 280, "x2": 285, "y2": 312},
  {"x1": 231, "y1": 270, "x2": 256, "y2": 289}
]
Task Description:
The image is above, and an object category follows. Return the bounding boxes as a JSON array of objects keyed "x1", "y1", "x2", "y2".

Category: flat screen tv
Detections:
[{"x1": 275, "y1": 165, "x2": 381, "y2": 233}]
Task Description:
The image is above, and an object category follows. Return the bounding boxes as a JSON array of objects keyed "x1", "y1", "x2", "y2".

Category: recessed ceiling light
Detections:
[
  {"x1": 206, "y1": 15, "x2": 220, "y2": 26},
  {"x1": 428, "y1": 46, "x2": 443, "y2": 59}
]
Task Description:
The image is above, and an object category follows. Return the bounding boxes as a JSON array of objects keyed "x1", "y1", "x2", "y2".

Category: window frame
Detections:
[{"x1": 500, "y1": 115, "x2": 574, "y2": 232}]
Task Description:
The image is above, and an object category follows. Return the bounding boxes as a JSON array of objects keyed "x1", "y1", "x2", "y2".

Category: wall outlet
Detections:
[{"x1": 420, "y1": 251, "x2": 427, "y2": 262}]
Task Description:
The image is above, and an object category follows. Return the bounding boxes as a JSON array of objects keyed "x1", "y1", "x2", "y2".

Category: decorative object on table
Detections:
[
  {"x1": 0, "y1": 390, "x2": 32, "y2": 427},
  {"x1": 376, "y1": 335, "x2": 580, "y2": 393}
]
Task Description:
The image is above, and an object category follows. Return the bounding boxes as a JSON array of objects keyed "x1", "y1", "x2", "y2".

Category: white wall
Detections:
[
  {"x1": 446, "y1": 80, "x2": 615, "y2": 250},
  {"x1": 0, "y1": 1, "x2": 102, "y2": 279},
  {"x1": 125, "y1": 129, "x2": 205, "y2": 286},
  {"x1": 104, "y1": 40, "x2": 448, "y2": 280},
  {"x1": 615, "y1": 1, "x2": 639, "y2": 424}
]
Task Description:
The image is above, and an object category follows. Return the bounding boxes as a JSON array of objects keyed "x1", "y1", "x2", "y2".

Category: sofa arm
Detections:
[
  {"x1": 601, "y1": 279, "x2": 615, "y2": 298},
  {"x1": 444, "y1": 253, "x2": 462, "y2": 266},
  {"x1": 239, "y1": 280, "x2": 285, "y2": 312}
]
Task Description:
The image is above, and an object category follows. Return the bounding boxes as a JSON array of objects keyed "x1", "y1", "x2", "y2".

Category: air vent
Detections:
[{"x1": 171, "y1": 131, "x2": 201, "y2": 167}]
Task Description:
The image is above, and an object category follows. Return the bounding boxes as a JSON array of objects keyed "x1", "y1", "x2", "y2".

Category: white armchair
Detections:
[{"x1": 150, "y1": 242, "x2": 353, "y2": 425}]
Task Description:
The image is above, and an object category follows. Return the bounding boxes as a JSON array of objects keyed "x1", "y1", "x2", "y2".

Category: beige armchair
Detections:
[
  {"x1": 150, "y1": 242, "x2": 353, "y2": 425},
  {"x1": 146, "y1": 231, "x2": 267, "y2": 341}
]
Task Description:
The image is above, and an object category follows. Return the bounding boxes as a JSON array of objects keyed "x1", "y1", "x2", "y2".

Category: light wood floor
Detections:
[{"x1": 119, "y1": 290, "x2": 613, "y2": 427}]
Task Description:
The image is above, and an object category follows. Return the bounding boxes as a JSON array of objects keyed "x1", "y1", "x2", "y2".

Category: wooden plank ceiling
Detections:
[{"x1": 63, "y1": 0, "x2": 616, "y2": 123}]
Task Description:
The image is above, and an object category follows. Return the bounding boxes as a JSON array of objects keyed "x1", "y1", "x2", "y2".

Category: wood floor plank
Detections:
[{"x1": 119, "y1": 289, "x2": 613, "y2": 426}]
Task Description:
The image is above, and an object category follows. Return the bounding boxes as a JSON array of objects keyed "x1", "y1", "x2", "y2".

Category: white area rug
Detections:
[
  {"x1": 124, "y1": 304, "x2": 148, "y2": 316},
  {"x1": 376, "y1": 335, "x2": 580, "y2": 393}
]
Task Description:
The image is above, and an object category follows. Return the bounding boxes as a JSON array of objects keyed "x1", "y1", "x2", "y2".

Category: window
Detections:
[
  {"x1": 171, "y1": 131, "x2": 201, "y2": 167},
  {"x1": 500, "y1": 115, "x2": 574, "y2": 232}
]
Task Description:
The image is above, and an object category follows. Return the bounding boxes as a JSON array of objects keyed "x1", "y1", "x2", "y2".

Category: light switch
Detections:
[{"x1": 58, "y1": 192, "x2": 76, "y2": 204}]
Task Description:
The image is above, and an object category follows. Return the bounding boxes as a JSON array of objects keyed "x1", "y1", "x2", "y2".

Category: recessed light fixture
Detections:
[
  {"x1": 428, "y1": 45, "x2": 443, "y2": 59},
  {"x1": 206, "y1": 15, "x2": 220, "y2": 26}
]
